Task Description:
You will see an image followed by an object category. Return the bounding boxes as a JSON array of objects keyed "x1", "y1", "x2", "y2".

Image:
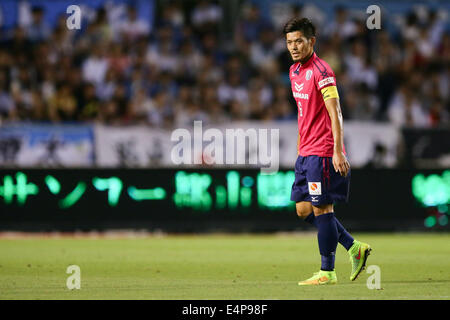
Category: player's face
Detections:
[{"x1": 286, "y1": 31, "x2": 315, "y2": 63}]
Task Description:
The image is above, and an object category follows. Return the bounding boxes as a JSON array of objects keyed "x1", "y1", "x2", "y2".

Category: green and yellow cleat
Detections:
[
  {"x1": 298, "y1": 270, "x2": 337, "y2": 286},
  {"x1": 348, "y1": 240, "x2": 372, "y2": 281}
]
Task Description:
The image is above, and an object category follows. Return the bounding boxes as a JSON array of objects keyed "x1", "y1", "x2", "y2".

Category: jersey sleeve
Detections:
[{"x1": 314, "y1": 60, "x2": 339, "y2": 101}]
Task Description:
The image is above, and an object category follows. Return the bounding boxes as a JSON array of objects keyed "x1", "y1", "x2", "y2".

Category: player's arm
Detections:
[{"x1": 322, "y1": 86, "x2": 350, "y2": 177}]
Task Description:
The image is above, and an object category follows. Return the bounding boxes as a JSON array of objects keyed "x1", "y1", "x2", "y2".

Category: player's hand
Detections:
[{"x1": 332, "y1": 151, "x2": 350, "y2": 177}]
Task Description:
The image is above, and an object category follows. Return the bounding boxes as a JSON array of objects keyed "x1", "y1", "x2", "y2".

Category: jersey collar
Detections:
[{"x1": 300, "y1": 51, "x2": 316, "y2": 68}]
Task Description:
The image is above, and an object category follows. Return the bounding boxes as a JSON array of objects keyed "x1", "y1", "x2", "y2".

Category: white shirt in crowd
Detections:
[
  {"x1": 388, "y1": 92, "x2": 430, "y2": 127},
  {"x1": 82, "y1": 56, "x2": 109, "y2": 84}
]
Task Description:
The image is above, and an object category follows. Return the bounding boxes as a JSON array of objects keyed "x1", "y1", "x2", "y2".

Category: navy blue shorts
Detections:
[{"x1": 290, "y1": 155, "x2": 350, "y2": 206}]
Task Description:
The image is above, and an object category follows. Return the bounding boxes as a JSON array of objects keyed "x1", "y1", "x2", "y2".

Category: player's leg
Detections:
[
  {"x1": 312, "y1": 204, "x2": 339, "y2": 273},
  {"x1": 292, "y1": 158, "x2": 336, "y2": 285},
  {"x1": 324, "y1": 157, "x2": 372, "y2": 281},
  {"x1": 298, "y1": 203, "x2": 339, "y2": 286},
  {"x1": 294, "y1": 155, "x2": 354, "y2": 250},
  {"x1": 312, "y1": 209, "x2": 371, "y2": 282},
  {"x1": 295, "y1": 201, "x2": 315, "y2": 224},
  {"x1": 292, "y1": 161, "x2": 346, "y2": 238},
  {"x1": 296, "y1": 201, "x2": 355, "y2": 250},
  {"x1": 348, "y1": 239, "x2": 372, "y2": 281}
]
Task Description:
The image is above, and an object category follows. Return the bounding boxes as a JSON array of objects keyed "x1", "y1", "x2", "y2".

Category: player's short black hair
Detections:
[{"x1": 283, "y1": 18, "x2": 316, "y2": 39}]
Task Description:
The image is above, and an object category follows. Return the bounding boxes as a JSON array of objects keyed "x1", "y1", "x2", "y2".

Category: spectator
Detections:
[
  {"x1": 250, "y1": 27, "x2": 277, "y2": 72},
  {"x1": 387, "y1": 84, "x2": 430, "y2": 127},
  {"x1": 273, "y1": 83, "x2": 295, "y2": 121},
  {"x1": 323, "y1": 7, "x2": 358, "y2": 41},
  {"x1": 146, "y1": 91, "x2": 173, "y2": 127},
  {"x1": 191, "y1": 0, "x2": 222, "y2": 35},
  {"x1": 5, "y1": 27, "x2": 33, "y2": 59},
  {"x1": 129, "y1": 87, "x2": 154, "y2": 123},
  {"x1": 96, "y1": 68, "x2": 117, "y2": 101},
  {"x1": 31, "y1": 90, "x2": 49, "y2": 121},
  {"x1": 109, "y1": 43, "x2": 130, "y2": 76},
  {"x1": 48, "y1": 83, "x2": 77, "y2": 122},
  {"x1": 218, "y1": 73, "x2": 249, "y2": 107},
  {"x1": 402, "y1": 11, "x2": 420, "y2": 41},
  {"x1": 429, "y1": 98, "x2": 449, "y2": 127},
  {"x1": 0, "y1": 87, "x2": 15, "y2": 121},
  {"x1": 344, "y1": 40, "x2": 377, "y2": 89},
  {"x1": 346, "y1": 83, "x2": 379, "y2": 121},
  {"x1": 97, "y1": 100, "x2": 119, "y2": 125},
  {"x1": 119, "y1": 6, "x2": 151, "y2": 41},
  {"x1": 146, "y1": 28, "x2": 179, "y2": 74},
  {"x1": 81, "y1": 45, "x2": 109, "y2": 85},
  {"x1": 177, "y1": 40, "x2": 203, "y2": 83},
  {"x1": 196, "y1": 53, "x2": 223, "y2": 85},
  {"x1": 199, "y1": 84, "x2": 230, "y2": 124},
  {"x1": 235, "y1": 3, "x2": 272, "y2": 46},
  {"x1": 26, "y1": 6, "x2": 51, "y2": 43},
  {"x1": 111, "y1": 84, "x2": 129, "y2": 119},
  {"x1": 78, "y1": 83, "x2": 100, "y2": 121},
  {"x1": 157, "y1": 2, "x2": 184, "y2": 30},
  {"x1": 175, "y1": 98, "x2": 209, "y2": 127},
  {"x1": 93, "y1": 8, "x2": 113, "y2": 43},
  {"x1": 229, "y1": 100, "x2": 248, "y2": 121},
  {"x1": 0, "y1": 1, "x2": 446, "y2": 131}
]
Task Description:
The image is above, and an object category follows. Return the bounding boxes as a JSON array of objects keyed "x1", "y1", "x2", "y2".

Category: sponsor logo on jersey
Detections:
[
  {"x1": 293, "y1": 92, "x2": 309, "y2": 99},
  {"x1": 308, "y1": 182, "x2": 322, "y2": 195},
  {"x1": 306, "y1": 70, "x2": 312, "y2": 80},
  {"x1": 294, "y1": 82, "x2": 304, "y2": 92},
  {"x1": 318, "y1": 77, "x2": 335, "y2": 88}
]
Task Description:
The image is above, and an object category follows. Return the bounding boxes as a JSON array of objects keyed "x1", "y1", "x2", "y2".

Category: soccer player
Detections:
[{"x1": 284, "y1": 18, "x2": 371, "y2": 285}]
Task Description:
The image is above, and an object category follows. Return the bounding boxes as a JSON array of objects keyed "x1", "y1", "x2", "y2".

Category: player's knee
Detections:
[
  {"x1": 296, "y1": 203, "x2": 312, "y2": 219},
  {"x1": 312, "y1": 204, "x2": 334, "y2": 216},
  {"x1": 296, "y1": 209, "x2": 311, "y2": 218}
]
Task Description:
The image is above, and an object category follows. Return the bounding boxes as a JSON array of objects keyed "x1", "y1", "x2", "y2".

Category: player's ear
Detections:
[{"x1": 309, "y1": 36, "x2": 316, "y2": 47}]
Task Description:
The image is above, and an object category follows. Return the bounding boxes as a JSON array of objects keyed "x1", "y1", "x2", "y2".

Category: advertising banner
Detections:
[
  {"x1": 94, "y1": 121, "x2": 400, "y2": 169},
  {"x1": 0, "y1": 124, "x2": 94, "y2": 167},
  {"x1": 94, "y1": 125, "x2": 173, "y2": 167},
  {"x1": 0, "y1": 168, "x2": 446, "y2": 232}
]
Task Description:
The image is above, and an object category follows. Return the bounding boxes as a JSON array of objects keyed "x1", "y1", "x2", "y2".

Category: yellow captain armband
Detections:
[{"x1": 321, "y1": 86, "x2": 339, "y2": 101}]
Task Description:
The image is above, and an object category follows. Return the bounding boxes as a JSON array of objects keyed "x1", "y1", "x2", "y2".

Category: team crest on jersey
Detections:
[
  {"x1": 294, "y1": 82, "x2": 304, "y2": 92},
  {"x1": 306, "y1": 70, "x2": 312, "y2": 80},
  {"x1": 308, "y1": 182, "x2": 322, "y2": 195}
]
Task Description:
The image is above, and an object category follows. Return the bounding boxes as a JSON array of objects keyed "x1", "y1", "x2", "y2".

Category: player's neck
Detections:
[{"x1": 299, "y1": 51, "x2": 314, "y2": 65}]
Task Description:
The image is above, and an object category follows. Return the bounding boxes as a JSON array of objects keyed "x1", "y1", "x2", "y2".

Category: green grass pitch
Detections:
[{"x1": 0, "y1": 233, "x2": 449, "y2": 300}]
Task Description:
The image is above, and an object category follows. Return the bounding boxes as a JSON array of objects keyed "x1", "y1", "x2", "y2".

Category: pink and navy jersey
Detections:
[{"x1": 289, "y1": 52, "x2": 345, "y2": 157}]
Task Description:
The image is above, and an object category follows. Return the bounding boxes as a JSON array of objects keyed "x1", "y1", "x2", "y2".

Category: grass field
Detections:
[{"x1": 0, "y1": 233, "x2": 449, "y2": 300}]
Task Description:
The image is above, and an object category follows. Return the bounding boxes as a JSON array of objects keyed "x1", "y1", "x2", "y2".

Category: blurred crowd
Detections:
[{"x1": 0, "y1": 0, "x2": 448, "y2": 128}]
